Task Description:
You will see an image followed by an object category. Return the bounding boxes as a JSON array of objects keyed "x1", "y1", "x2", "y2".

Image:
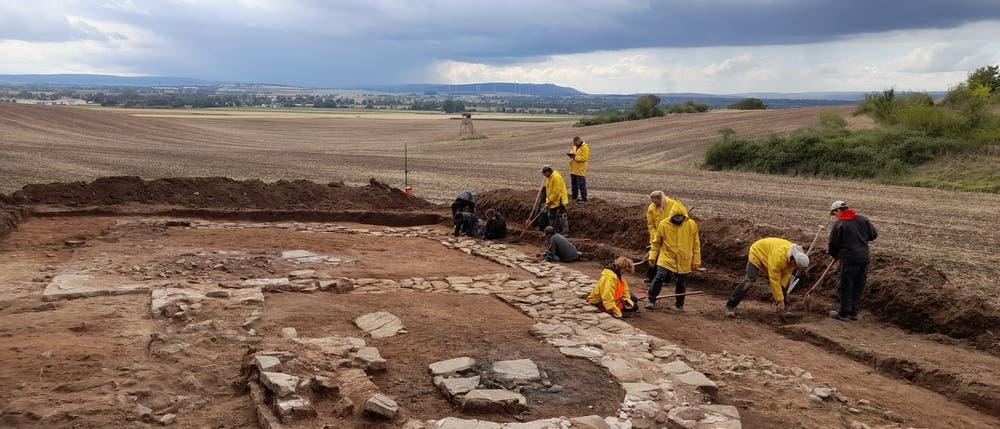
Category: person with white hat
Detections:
[
  {"x1": 725, "y1": 237, "x2": 809, "y2": 318},
  {"x1": 828, "y1": 200, "x2": 878, "y2": 321}
]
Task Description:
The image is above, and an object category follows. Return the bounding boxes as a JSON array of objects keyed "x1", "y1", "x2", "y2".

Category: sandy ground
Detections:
[{"x1": 1, "y1": 103, "x2": 994, "y2": 307}]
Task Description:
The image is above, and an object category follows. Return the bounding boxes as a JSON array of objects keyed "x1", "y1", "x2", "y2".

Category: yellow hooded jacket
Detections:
[
  {"x1": 748, "y1": 237, "x2": 795, "y2": 302},
  {"x1": 586, "y1": 267, "x2": 633, "y2": 318},
  {"x1": 545, "y1": 170, "x2": 569, "y2": 208},
  {"x1": 648, "y1": 203, "x2": 701, "y2": 274},
  {"x1": 569, "y1": 143, "x2": 590, "y2": 176},
  {"x1": 646, "y1": 198, "x2": 679, "y2": 244}
]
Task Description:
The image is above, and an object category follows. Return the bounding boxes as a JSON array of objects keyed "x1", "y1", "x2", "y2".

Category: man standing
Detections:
[
  {"x1": 646, "y1": 203, "x2": 700, "y2": 311},
  {"x1": 567, "y1": 136, "x2": 590, "y2": 202},
  {"x1": 725, "y1": 237, "x2": 809, "y2": 318},
  {"x1": 828, "y1": 200, "x2": 878, "y2": 321},
  {"x1": 541, "y1": 165, "x2": 569, "y2": 234},
  {"x1": 542, "y1": 226, "x2": 580, "y2": 263}
]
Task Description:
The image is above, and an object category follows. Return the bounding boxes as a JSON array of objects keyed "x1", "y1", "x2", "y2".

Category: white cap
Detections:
[
  {"x1": 788, "y1": 245, "x2": 810, "y2": 268},
  {"x1": 830, "y1": 200, "x2": 848, "y2": 213}
]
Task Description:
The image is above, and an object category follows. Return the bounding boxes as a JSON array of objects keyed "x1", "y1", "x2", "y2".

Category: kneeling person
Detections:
[
  {"x1": 483, "y1": 209, "x2": 507, "y2": 240},
  {"x1": 542, "y1": 226, "x2": 580, "y2": 262},
  {"x1": 453, "y1": 211, "x2": 479, "y2": 237},
  {"x1": 646, "y1": 203, "x2": 700, "y2": 310},
  {"x1": 587, "y1": 256, "x2": 639, "y2": 318}
]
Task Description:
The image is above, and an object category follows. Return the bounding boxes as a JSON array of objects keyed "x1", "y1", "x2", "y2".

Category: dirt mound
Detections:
[
  {"x1": 0, "y1": 203, "x2": 25, "y2": 240},
  {"x1": 478, "y1": 189, "x2": 997, "y2": 346},
  {"x1": 10, "y1": 176, "x2": 436, "y2": 211}
]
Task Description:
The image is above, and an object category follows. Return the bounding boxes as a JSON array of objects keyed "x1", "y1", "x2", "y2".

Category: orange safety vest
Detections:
[{"x1": 613, "y1": 277, "x2": 625, "y2": 310}]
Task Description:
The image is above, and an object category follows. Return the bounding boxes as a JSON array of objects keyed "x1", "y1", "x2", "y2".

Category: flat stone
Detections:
[
  {"x1": 353, "y1": 346, "x2": 388, "y2": 371},
  {"x1": 600, "y1": 357, "x2": 644, "y2": 382},
  {"x1": 242, "y1": 278, "x2": 289, "y2": 287},
  {"x1": 275, "y1": 395, "x2": 316, "y2": 420},
  {"x1": 504, "y1": 419, "x2": 563, "y2": 429},
  {"x1": 312, "y1": 375, "x2": 340, "y2": 397},
  {"x1": 492, "y1": 359, "x2": 541, "y2": 386},
  {"x1": 260, "y1": 371, "x2": 299, "y2": 397},
  {"x1": 559, "y1": 346, "x2": 604, "y2": 359},
  {"x1": 150, "y1": 288, "x2": 206, "y2": 318},
  {"x1": 529, "y1": 322, "x2": 574, "y2": 339},
  {"x1": 293, "y1": 336, "x2": 365, "y2": 357},
  {"x1": 429, "y1": 357, "x2": 476, "y2": 376},
  {"x1": 568, "y1": 415, "x2": 611, "y2": 429},
  {"x1": 157, "y1": 413, "x2": 176, "y2": 425},
  {"x1": 288, "y1": 269, "x2": 316, "y2": 279},
  {"x1": 354, "y1": 311, "x2": 405, "y2": 338},
  {"x1": 813, "y1": 387, "x2": 833, "y2": 399},
  {"x1": 435, "y1": 417, "x2": 503, "y2": 429},
  {"x1": 229, "y1": 287, "x2": 264, "y2": 305},
  {"x1": 661, "y1": 360, "x2": 695, "y2": 375},
  {"x1": 461, "y1": 389, "x2": 527, "y2": 412},
  {"x1": 700, "y1": 404, "x2": 741, "y2": 419},
  {"x1": 281, "y1": 327, "x2": 298, "y2": 339},
  {"x1": 623, "y1": 382, "x2": 661, "y2": 401},
  {"x1": 281, "y1": 250, "x2": 320, "y2": 260},
  {"x1": 43, "y1": 274, "x2": 149, "y2": 301},
  {"x1": 364, "y1": 393, "x2": 398, "y2": 419},
  {"x1": 255, "y1": 355, "x2": 282, "y2": 372},
  {"x1": 434, "y1": 375, "x2": 480, "y2": 399},
  {"x1": 674, "y1": 371, "x2": 719, "y2": 397}
]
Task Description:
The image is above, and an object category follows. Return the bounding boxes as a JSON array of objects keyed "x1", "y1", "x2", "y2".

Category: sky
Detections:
[{"x1": 1, "y1": 0, "x2": 1000, "y2": 94}]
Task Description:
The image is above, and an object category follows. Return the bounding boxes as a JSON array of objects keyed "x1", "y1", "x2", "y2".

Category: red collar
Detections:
[{"x1": 837, "y1": 209, "x2": 857, "y2": 221}]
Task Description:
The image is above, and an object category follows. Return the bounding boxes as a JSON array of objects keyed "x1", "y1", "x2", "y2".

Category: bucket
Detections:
[{"x1": 404, "y1": 187, "x2": 414, "y2": 196}]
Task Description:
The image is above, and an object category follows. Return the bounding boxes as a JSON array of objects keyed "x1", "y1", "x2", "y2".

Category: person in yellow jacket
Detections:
[
  {"x1": 725, "y1": 237, "x2": 810, "y2": 318},
  {"x1": 646, "y1": 203, "x2": 700, "y2": 310},
  {"x1": 541, "y1": 165, "x2": 570, "y2": 234},
  {"x1": 644, "y1": 191, "x2": 680, "y2": 283},
  {"x1": 587, "y1": 256, "x2": 638, "y2": 318},
  {"x1": 566, "y1": 136, "x2": 590, "y2": 202}
]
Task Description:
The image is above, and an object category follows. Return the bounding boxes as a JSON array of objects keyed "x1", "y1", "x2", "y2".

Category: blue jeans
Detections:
[
  {"x1": 647, "y1": 266, "x2": 688, "y2": 308},
  {"x1": 570, "y1": 174, "x2": 587, "y2": 201}
]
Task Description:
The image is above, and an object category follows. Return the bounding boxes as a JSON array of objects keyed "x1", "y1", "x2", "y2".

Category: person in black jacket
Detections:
[
  {"x1": 451, "y1": 191, "x2": 475, "y2": 215},
  {"x1": 483, "y1": 209, "x2": 507, "y2": 240},
  {"x1": 453, "y1": 211, "x2": 479, "y2": 237},
  {"x1": 828, "y1": 200, "x2": 878, "y2": 321}
]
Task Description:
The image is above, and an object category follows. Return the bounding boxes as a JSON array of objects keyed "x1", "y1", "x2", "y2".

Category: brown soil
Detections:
[
  {"x1": 8, "y1": 176, "x2": 434, "y2": 211},
  {"x1": 264, "y1": 292, "x2": 622, "y2": 422},
  {"x1": 0, "y1": 202, "x2": 25, "y2": 240},
  {"x1": 478, "y1": 190, "x2": 1000, "y2": 351}
]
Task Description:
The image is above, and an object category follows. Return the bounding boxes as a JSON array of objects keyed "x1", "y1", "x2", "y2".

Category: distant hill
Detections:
[
  {"x1": 0, "y1": 74, "x2": 218, "y2": 87},
  {"x1": 353, "y1": 83, "x2": 585, "y2": 96}
]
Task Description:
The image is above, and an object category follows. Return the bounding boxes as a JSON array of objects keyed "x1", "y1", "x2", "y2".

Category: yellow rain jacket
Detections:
[
  {"x1": 645, "y1": 198, "x2": 680, "y2": 244},
  {"x1": 587, "y1": 268, "x2": 634, "y2": 318},
  {"x1": 648, "y1": 203, "x2": 701, "y2": 274},
  {"x1": 569, "y1": 143, "x2": 590, "y2": 176},
  {"x1": 748, "y1": 237, "x2": 795, "y2": 302},
  {"x1": 545, "y1": 170, "x2": 569, "y2": 208}
]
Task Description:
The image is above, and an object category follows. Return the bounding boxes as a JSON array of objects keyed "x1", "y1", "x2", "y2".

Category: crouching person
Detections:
[
  {"x1": 453, "y1": 211, "x2": 479, "y2": 237},
  {"x1": 587, "y1": 256, "x2": 639, "y2": 318},
  {"x1": 542, "y1": 226, "x2": 580, "y2": 262},
  {"x1": 483, "y1": 209, "x2": 507, "y2": 240}
]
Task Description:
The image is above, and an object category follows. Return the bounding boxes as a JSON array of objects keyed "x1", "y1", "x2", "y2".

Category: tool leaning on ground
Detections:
[
  {"x1": 787, "y1": 224, "x2": 825, "y2": 296},
  {"x1": 803, "y1": 259, "x2": 837, "y2": 312},
  {"x1": 515, "y1": 183, "x2": 546, "y2": 242}
]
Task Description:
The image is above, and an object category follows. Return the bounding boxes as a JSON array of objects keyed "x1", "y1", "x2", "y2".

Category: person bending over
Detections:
[{"x1": 587, "y1": 256, "x2": 639, "y2": 318}]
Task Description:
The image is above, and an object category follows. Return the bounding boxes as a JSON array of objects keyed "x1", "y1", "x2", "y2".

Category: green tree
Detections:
[
  {"x1": 632, "y1": 94, "x2": 664, "y2": 119},
  {"x1": 728, "y1": 98, "x2": 767, "y2": 110},
  {"x1": 967, "y1": 64, "x2": 1000, "y2": 94}
]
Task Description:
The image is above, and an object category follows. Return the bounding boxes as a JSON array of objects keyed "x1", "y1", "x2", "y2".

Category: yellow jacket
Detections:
[
  {"x1": 649, "y1": 203, "x2": 701, "y2": 274},
  {"x1": 569, "y1": 143, "x2": 590, "y2": 176},
  {"x1": 748, "y1": 237, "x2": 795, "y2": 302},
  {"x1": 545, "y1": 170, "x2": 569, "y2": 208},
  {"x1": 645, "y1": 198, "x2": 679, "y2": 243},
  {"x1": 586, "y1": 268, "x2": 633, "y2": 318}
]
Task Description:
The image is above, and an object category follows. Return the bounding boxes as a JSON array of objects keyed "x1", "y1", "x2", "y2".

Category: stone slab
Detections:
[
  {"x1": 461, "y1": 389, "x2": 527, "y2": 412},
  {"x1": 43, "y1": 274, "x2": 149, "y2": 302},
  {"x1": 429, "y1": 357, "x2": 476, "y2": 376},
  {"x1": 293, "y1": 336, "x2": 365, "y2": 357},
  {"x1": 434, "y1": 375, "x2": 480, "y2": 399},
  {"x1": 260, "y1": 371, "x2": 299, "y2": 397},
  {"x1": 364, "y1": 393, "x2": 398, "y2": 419},
  {"x1": 492, "y1": 359, "x2": 541, "y2": 386},
  {"x1": 354, "y1": 311, "x2": 405, "y2": 338}
]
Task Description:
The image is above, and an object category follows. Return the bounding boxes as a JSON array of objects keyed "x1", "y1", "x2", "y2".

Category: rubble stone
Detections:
[
  {"x1": 435, "y1": 417, "x2": 503, "y2": 429},
  {"x1": 43, "y1": 274, "x2": 149, "y2": 301},
  {"x1": 434, "y1": 375, "x2": 480, "y2": 398},
  {"x1": 276, "y1": 395, "x2": 316, "y2": 420},
  {"x1": 293, "y1": 336, "x2": 365, "y2": 357},
  {"x1": 568, "y1": 415, "x2": 612, "y2": 429},
  {"x1": 364, "y1": 393, "x2": 398, "y2": 419},
  {"x1": 260, "y1": 372, "x2": 299, "y2": 397},
  {"x1": 255, "y1": 355, "x2": 282, "y2": 372},
  {"x1": 281, "y1": 327, "x2": 298, "y2": 339},
  {"x1": 353, "y1": 346, "x2": 388, "y2": 371},
  {"x1": 674, "y1": 371, "x2": 719, "y2": 397}
]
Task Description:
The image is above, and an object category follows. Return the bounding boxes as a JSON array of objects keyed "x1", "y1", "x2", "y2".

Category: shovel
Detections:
[{"x1": 803, "y1": 260, "x2": 837, "y2": 312}]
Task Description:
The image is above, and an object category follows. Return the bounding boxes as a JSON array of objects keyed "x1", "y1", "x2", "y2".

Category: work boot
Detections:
[
  {"x1": 849, "y1": 314, "x2": 858, "y2": 321},
  {"x1": 725, "y1": 307, "x2": 736, "y2": 318},
  {"x1": 644, "y1": 301, "x2": 655, "y2": 310},
  {"x1": 829, "y1": 310, "x2": 847, "y2": 321},
  {"x1": 674, "y1": 306, "x2": 684, "y2": 312}
]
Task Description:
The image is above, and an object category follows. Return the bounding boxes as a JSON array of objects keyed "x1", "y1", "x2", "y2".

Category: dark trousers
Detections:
[
  {"x1": 648, "y1": 266, "x2": 688, "y2": 308},
  {"x1": 837, "y1": 261, "x2": 869, "y2": 317},
  {"x1": 726, "y1": 262, "x2": 761, "y2": 309},
  {"x1": 547, "y1": 205, "x2": 569, "y2": 234},
  {"x1": 570, "y1": 174, "x2": 588, "y2": 201}
]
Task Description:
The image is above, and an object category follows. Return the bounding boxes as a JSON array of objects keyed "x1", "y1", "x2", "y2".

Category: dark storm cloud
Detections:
[{"x1": 3, "y1": 0, "x2": 1000, "y2": 86}]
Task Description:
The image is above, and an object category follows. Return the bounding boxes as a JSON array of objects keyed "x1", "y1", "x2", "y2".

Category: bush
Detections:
[
  {"x1": 818, "y1": 110, "x2": 847, "y2": 129},
  {"x1": 728, "y1": 98, "x2": 767, "y2": 110}
]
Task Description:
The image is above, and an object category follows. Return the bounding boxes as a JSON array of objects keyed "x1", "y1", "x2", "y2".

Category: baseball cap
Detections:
[{"x1": 830, "y1": 200, "x2": 848, "y2": 213}]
